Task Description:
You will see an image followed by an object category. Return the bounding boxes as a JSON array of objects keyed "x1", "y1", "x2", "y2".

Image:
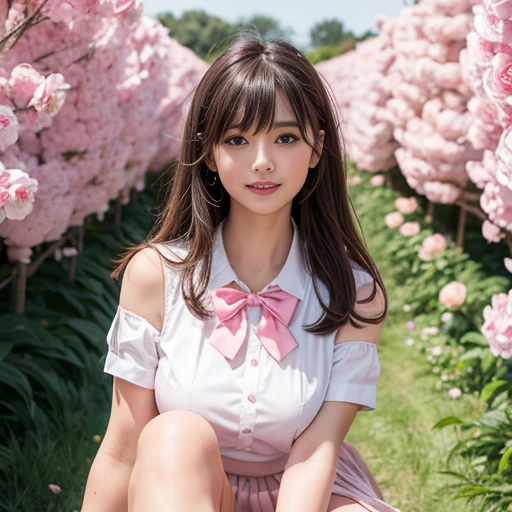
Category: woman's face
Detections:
[{"x1": 207, "y1": 90, "x2": 325, "y2": 217}]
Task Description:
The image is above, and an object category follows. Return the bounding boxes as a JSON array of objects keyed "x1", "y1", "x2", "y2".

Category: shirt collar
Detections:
[{"x1": 208, "y1": 218, "x2": 306, "y2": 301}]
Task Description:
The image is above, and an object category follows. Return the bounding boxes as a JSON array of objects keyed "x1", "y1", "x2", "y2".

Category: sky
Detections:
[{"x1": 141, "y1": 1, "x2": 406, "y2": 48}]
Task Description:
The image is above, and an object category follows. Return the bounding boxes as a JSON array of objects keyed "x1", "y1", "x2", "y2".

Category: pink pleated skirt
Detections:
[{"x1": 225, "y1": 441, "x2": 401, "y2": 512}]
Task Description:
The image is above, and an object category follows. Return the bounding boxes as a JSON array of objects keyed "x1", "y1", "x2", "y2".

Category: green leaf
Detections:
[
  {"x1": 481, "y1": 380, "x2": 510, "y2": 403},
  {"x1": 498, "y1": 445, "x2": 512, "y2": 473},
  {"x1": 0, "y1": 362, "x2": 33, "y2": 410},
  {"x1": 432, "y1": 416, "x2": 465, "y2": 429},
  {"x1": 0, "y1": 342, "x2": 13, "y2": 362}
]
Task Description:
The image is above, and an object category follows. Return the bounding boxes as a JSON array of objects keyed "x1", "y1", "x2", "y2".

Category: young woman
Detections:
[{"x1": 82, "y1": 34, "x2": 402, "y2": 512}]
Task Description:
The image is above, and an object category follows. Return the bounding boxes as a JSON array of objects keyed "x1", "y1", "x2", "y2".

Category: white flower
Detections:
[
  {"x1": 441, "y1": 312, "x2": 453, "y2": 323},
  {"x1": 448, "y1": 388, "x2": 462, "y2": 399},
  {"x1": 403, "y1": 304, "x2": 411, "y2": 312},
  {"x1": 405, "y1": 338, "x2": 415, "y2": 346},
  {"x1": 432, "y1": 346, "x2": 442, "y2": 356}
]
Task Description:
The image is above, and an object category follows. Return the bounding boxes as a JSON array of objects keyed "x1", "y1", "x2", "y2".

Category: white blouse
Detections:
[{"x1": 103, "y1": 219, "x2": 381, "y2": 467}]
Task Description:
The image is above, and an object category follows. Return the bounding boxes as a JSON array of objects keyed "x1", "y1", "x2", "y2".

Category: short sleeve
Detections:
[
  {"x1": 350, "y1": 259, "x2": 374, "y2": 289},
  {"x1": 103, "y1": 305, "x2": 160, "y2": 389},
  {"x1": 324, "y1": 341, "x2": 381, "y2": 411}
]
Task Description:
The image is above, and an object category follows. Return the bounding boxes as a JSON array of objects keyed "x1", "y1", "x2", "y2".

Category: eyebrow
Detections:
[{"x1": 227, "y1": 120, "x2": 300, "y2": 131}]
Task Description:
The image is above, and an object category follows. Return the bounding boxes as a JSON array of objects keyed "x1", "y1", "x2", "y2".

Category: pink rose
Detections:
[
  {"x1": 0, "y1": 105, "x2": 19, "y2": 152},
  {"x1": 419, "y1": 233, "x2": 446, "y2": 260},
  {"x1": 395, "y1": 197, "x2": 417, "y2": 214},
  {"x1": 370, "y1": 174, "x2": 385, "y2": 187},
  {"x1": 482, "y1": 290, "x2": 512, "y2": 359},
  {"x1": 385, "y1": 211, "x2": 404, "y2": 229},
  {"x1": 504, "y1": 257, "x2": 512, "y2": 273},
  {"x1": 439, "y1": 282, "x2": 467, "y2": 308},
  {"x1": 399, "y1": 221, "x2": 420, "y2": 237}
]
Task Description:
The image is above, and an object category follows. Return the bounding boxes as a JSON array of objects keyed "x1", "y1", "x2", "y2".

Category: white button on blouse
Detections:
[{"x1": 103, "y1": 219, "x2": 381, "y2": 465}]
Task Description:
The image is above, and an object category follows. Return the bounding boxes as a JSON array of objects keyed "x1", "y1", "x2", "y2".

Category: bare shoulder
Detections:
[
  {"x1": 334, "y1": 268, "x2": 386, "y2": 345},
  {"x1": 119, "y1": 245, "x2": 165, "y2": 333}
]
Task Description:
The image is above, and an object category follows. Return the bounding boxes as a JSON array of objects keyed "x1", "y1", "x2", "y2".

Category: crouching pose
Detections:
[{"x1": 82, "y1": 33, "x2": 402, "y2": 512}]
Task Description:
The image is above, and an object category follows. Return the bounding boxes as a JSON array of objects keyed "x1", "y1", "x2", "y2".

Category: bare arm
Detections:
[
  {"x1": 276, "y1": 282, "x2": 385, "y2": 512},
  {"x1": 81, "y1": 247, "x2": 165, "y2": 511}
]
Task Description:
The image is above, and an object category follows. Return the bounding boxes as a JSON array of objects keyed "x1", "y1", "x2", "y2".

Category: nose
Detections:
[{"x1": 251, "y1": 140, "x2": 275, "y2": 173}]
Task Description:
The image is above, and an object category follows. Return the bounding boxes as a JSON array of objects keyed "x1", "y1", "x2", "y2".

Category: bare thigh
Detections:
[
  {"x1": 327, "y1": 494, "x2": 371, "y2": 511},
  {"x1": 129, "y1": 410, "x2": 235, "y2": 512}
]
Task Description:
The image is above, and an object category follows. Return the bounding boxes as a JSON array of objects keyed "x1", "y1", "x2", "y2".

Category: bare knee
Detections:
[{"x1": 135, "y1": 410, "x2": 220, "y2": 472}]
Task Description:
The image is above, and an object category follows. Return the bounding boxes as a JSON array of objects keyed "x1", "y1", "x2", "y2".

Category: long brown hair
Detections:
[{"x1": 112, "y1": 32, "x2": 388, "y2": 334}]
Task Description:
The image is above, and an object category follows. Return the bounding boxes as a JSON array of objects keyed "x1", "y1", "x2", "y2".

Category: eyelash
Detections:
[{"x1": 224, "y1": 133, "x2": 299, "y2": 146}]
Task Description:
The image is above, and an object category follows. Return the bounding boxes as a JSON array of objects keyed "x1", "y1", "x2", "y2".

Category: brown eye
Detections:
[
  {"x1": 226, "y1": 136, "x2": 246, "y2": 146},
  {"x1": 277, "y1": 134, "x2": 298, "y2": 144}
]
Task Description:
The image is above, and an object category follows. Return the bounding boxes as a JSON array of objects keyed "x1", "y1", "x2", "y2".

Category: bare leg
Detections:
[
  {"x1": 328, "y1": 494, "x2": 372, "y2": 511},
  {"x1": 128, "y1": 410, "x2": 234, "y2": 512}
]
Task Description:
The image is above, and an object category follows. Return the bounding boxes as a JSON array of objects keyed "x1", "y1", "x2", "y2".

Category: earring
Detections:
[{"x1": 206, "y1": 168, "x2": 217, "y2": 187}]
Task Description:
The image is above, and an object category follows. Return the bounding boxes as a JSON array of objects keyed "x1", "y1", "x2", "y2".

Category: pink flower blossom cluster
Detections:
[
  {"x1": 464, "y1": 0, "x2": 512, "y2": 242},
  {"x1": 0, "y1": 164, "x2": 38, "y2": 226},
  {"x1": 315, "y1": 18, "x2": 398, "y2": 173},
  {"x1": 318, "y1": 0, "x2": 481, "y2": 205},
  {"x1": 482, "y1": 290, "x2": 512, "y2": 359},
  {"x1": 0, "y1": 1, "x2": 207, "y2": 262}
]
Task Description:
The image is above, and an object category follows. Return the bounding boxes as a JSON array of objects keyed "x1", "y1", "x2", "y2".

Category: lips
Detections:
[
  {"x1": 246, "y1": 181, "x2": 281, "y2": 195},
  {"x1": 248, "y1": 181, "x2": 279, "y2": 188}
]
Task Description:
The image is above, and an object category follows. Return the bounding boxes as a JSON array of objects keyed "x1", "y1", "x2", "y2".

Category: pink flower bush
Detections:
[
  {"x1": 419, "y1": 233, "x2": 447, "y2": 260},
  {"x1": 395, "y1": 197, "x2": 418, "y2": 214},
  {"x1": 482, "y1": 290, "x2": 512, "y2": 359},
  {"x1": 399, "y1": 221, "x2": 421, "y2": 237},
  {"x1": 439, "y1": 281, "x2": 467, "y2": 308},
  {"x1": 316, "y1": 17, "x2": 398, "y2": 173},
  {"x1": 465, "y1": 1, "x2": 512, "y2": 243},
  {"x1": 385, "y1": 211, "x2": 404, "y2": 229},
  {"x1": 0, "y1": 2, "x2": 207, "y2": 262}
]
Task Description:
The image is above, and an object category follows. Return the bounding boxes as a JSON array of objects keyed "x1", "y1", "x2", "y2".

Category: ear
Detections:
[
  {"x1": 205, "y1": 154, "x2": 218, "y2": 173},
  {"x1": 309, "y1": 130, "x2": 325, "y2": 169}
]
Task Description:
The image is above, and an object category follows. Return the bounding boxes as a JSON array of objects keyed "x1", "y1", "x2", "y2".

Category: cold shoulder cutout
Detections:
[
  {"x1": 103, "y1": 220, "x2": 384, "y2": 461},
  {"x1": 103, "y1": 304, "x2": 160, "y2": 389}
]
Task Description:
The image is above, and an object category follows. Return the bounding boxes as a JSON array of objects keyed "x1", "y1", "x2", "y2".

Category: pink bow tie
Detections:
[{"x1": 209, "y1": 285, "x2": 300, "y2": 362}]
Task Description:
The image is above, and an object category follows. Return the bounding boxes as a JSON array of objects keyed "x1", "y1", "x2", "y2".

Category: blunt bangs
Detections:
[{"x1": 201, "y1": 53, "x2": 319, "y2": 152}]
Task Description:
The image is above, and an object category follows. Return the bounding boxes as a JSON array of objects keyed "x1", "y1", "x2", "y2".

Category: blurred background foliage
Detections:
[{"x1": 156, "y1": 9, "x2": 376, "y2": 63}]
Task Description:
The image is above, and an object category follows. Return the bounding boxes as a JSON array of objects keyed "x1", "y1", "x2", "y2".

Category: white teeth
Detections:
[{"x1": 251, "y1": 184, "x2": 277, "y2": 188}]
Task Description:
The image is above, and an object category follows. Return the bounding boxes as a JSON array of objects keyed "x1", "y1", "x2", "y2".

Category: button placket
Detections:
[{"x1": 236, "y1": 305, "x2": 262, "y2": 450}]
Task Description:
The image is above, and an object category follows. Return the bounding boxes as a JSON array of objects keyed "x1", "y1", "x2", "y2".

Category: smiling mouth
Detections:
[{"x1": 249, "y1": 184, "x2": 279, "y2": 189}]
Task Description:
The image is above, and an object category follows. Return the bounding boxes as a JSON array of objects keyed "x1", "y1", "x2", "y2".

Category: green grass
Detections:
[
  {"x1": 345, "y1": 240, "x2": 486, "y2": 512},
  {"x1": 0, "y1": 368, "x2": 112, "y2": 511}
]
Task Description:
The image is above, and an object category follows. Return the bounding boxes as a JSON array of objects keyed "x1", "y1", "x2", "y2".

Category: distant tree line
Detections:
[{"x1": 157, "y1": 10, "x2": 376, "y2": 63}]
